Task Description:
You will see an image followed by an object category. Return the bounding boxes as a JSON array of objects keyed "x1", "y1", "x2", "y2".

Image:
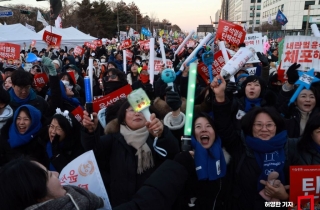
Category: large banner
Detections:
[
  {"x1": 0, "y1": 42, "x2": 20, "y2": 60},
  {"x1": 59, "y1": 150, "x2": 111, "y2": 209},
  {"x1": 244, "y1": 33, "x2": 263, "y2": 63},
  {"x1": 281, "y1": 36, "x2": 320, "y2": 72},
  {"x1": 216, "y1": 20, "x2": 246, "y2": 47},
  {"x1": 290, "y1": 165, "x2": 320, "y2": 209}
]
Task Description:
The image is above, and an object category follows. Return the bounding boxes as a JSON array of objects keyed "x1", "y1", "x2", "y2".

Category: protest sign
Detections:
[
  {"x1": 216, "y1": 20, "x2": 246, "y2": 47},
  {"x1": 71, "y1": 106, "x2": 84, "y2": 122},
  {"x1": 0, "y1": 42, "x2": 20, "y2": 60},
  {"x1": 33, "y1": 73, "x2": 49, "y2": 88},
  {"x1": 121, "y1": 39, "x2": 132, "y2": 49},
  {"x1": 290, "y1": 165, "x2": 320, "y2": 209},
  {"x1": 139, "y1": 40, "x2": 150, "y2": 51},
  {"x1": 31, "y1": 40, "x2": 36, "y2": 47},
  {"x1": 126, "y1": 49, "x2": 133, "y2": 62},
  {"x1": 244, "y1": 33, "x2": 263, "y2": 63},
  {"x1": 59, "y1": 150, "x2": 111, "y2": 210},
  {"x1": 119, "y1": 31, "x2": 127, "y2": 42},
  {"x1": 153, "y1": 57, "x2": 173, "y2": 75},
  {"x1": 281, "y1": 36, "x2": 320, "y2": 72},
  {"x1": 73, "y1": 46, "x2": 84, "y2": 56},
  {"x1": 92, "y1": 84, "x2": 132, "y2": 112},
  {"x1": 93, "y1": 39, "x2": 102, "y2": 47},
  {"x1": 42, "y1": 30, "x2": 62, "y2": 47}
]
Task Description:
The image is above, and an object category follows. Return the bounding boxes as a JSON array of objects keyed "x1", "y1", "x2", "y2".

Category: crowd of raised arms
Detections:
[{"x1": 0, "y1": 39, "x2": 318, "y2": 210}]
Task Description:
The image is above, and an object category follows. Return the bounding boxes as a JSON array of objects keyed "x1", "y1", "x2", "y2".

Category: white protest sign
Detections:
[
  {"x1": 119, "y1": 31, "x2": 127, "y2": 43},
  {"x1": 59, "y1": 150, "x2": 111, "y2": 210},
  {"x1": 244, "y1": 33, "x2": 263, "y2": 63},
  {"x1": 281, "y1": 36, "x2": 320, "y2": 72},
  {"x1": 247, "y1": 67, "x2": 257, "y2": 75},
  {"x1": 149, "y1": 57, "x2": 173, "y2": 75}
]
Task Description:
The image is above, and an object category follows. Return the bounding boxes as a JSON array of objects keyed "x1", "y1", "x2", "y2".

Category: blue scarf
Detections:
[
  {"x1": 46, "y1": 141, "x2": 57, "y2": 171},
  {"x1": 311, "y1": 141, "x2": 320, "y2": 153},
  {"x1": 9, "y1": 88, "x2": 36, "y2": 105},
  {"x1": 245, "y1": 130, "x2": 287, "y2": 191},
  {"x1": 8, "y1": 105, "x2": 42, "y2": 148},
  {"x1": 244, "y1": 97, "x2": 262, "y2": 113},
  {"x1": 191, "y1": 136, "x2": 226, "y2": 181}
]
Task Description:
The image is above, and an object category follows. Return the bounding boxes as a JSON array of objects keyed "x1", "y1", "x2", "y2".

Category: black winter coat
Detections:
[
  {"x1": 288, "y1": 138, "x2": 320, "y2": 165},
  {"x1": 81, "y1": 125, "x2": 180, "y2": 208}
]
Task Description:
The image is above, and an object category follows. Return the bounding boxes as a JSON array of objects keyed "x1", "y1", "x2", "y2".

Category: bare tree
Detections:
[{"x1": 149, "y1": 11, "x2": 158, "y2": 22}]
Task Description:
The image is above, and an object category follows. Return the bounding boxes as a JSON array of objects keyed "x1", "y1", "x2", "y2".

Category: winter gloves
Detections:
[
  {"x1": 286, "y1": 63, "x2": 301, "y2": 84},
  {"x1": 42, "y1": 57, "x2": 57, "y2": 76},
  {"x1": 257, "y1": 52, "x2": 269, "y2": 67},
  {"x1": 165, "y1": 86, "x2": 182, "y2": 111}
]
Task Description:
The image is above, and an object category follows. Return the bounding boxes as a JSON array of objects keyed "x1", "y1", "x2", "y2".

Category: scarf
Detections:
[
  {"x1": 9, "y1": 88, "x2": 36, "y2": 105},
  {"x1": 120, "y1": 125, "x2": 154, "y2": 174},
  {"x1": 8, "y1": 105, "x2": 42, "y2": 148},
  {"x1": 191, "y1": 136, "x2": 226, "y2": 181},
  {"x1": 245, "y1": 130, "x2": 287, "y2": 191},
  {"x1": 46, "y1": 141, "x2": 57, "y2": 171},
  {"x1": 24, "y1": 185, "x2": 104, "y2": 210},
  {"x1": 244, "y1": 97, "x2": 262, "y2": 113}
]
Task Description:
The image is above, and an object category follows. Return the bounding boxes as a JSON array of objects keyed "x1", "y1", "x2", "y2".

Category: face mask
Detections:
[
  {"x1": 140, "y1": 74, "x2": 149, "y2": 83},
  {"x1": 101, "y1": 59, "x2": 105, "y2": 63}
]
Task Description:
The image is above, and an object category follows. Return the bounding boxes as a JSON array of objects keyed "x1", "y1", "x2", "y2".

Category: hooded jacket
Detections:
[{"x1": 0, "y1": 105, "x2": 13, "y2": 134}]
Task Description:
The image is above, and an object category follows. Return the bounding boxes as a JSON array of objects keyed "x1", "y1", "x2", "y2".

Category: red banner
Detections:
[
  {"x1": 126, "y1": 49, "x2": 133, "y2": 62},
  {"x1": 67, "y1": 70, "x2": 76, "y2": 85},
  {"x1": 31, "y1": 40, "x2": 36, "y2": 47},
  {"x1": 139, "y1": 40, "x2": 150, "y2": 51},
  {"x1": 290, "y1": 165, "x2": 320, "y2": 209},
  {"x1": 121, "y1": 39, "x2": 132, "y2": 49},
  {"x1": 216, "y1": 20, "x2": 246, "y2": 47},
  {"x1": 42, "y1": 30, "x2": 62, "y2": 47},
  {"x1": 92, "y1": 84, "x2": 132, "y2": 112},
  {"x1": 71, "y1": 106, "x2": 84, "y2": 122},
  {"x1": 33, "y1": 73, "x2": 49, "y2": 88},
  {"x1": 93, "y1": 40, "x2": 102, "y2": 47},
  {"x1": 0, "y1": 42, "x2": 20, "y2": 60},
  {"x1": 73, "y1": 46, "x2": 84, "y2": 57}
]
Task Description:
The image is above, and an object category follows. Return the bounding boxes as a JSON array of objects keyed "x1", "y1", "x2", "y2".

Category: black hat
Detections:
[{"x1": 3, "y1": 64, "x2": 17, "y2": 72}]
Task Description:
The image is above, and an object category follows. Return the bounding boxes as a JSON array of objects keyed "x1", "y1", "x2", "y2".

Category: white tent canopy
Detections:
[
  {"x1": 0, "y1": 23, "x2": 47, "y2": 50},
  {"x1": 37, "y1": 26, "x2": 97, "y2": 49}
]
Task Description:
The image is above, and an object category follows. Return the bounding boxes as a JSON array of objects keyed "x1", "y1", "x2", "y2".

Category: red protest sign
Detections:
[
  {"x1": 73, "y1": 46, "x2": 84, "y2": 56},
  {"x1": 139, "y1": 40, "x2": 150, "y2": 51},
  {"x1": 153, "y1": 57, "x2": 173, "y2": 75},
  {"x1": 71, "y1": 106, "x2": 84, "y2": 122},
  {"x1": 121, "y1": 39, "x2": 132, "y2": 49},
  {"x1": 290, "y1": 165, "x2": 320, "y2": 209},
  {"x1": 0, "y1": 42, "x2": 20, "y2": 60},
  {"x1": 67, "y1": 70, "x2": 76, "y2": 84},
  {"x1": 178, "y1": 37, "x2": 183, "y2": 44},
  {"x1": 31, "y1": 40, "x2": 36, "y2": 47},
  {"x1": 187, "y1": 40, "x2": 196, "y2": 48},
  {"x1": 93, "y1": 84, "x2": 132, "y2": 112},
  {"x1": 93, "y1": 40, "x2": 102, "y2": 47},
  {"x1": 84, "y1": 42, "x2": 91, "y2": 47},
  {"x1": 42, "y1": 30, "x2": 62, "y2": 47},
  {"x1": 197, "y1": 50, "x2": 227, "y2": 85},
  {"x1": 126, "y1": 49, "x2": 133, "y2": 62},
  {"x1": 33, "y1": 73, "x2": 49, "y2": 88},
  {"x1": 216, "y1": 20, "x2": 246, "y2": 47}
]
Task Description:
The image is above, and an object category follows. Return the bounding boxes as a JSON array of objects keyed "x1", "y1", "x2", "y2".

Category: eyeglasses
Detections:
[
  {"x1": 48, "y1": 124, "x2": 62, "y2": 132},
  {"x1": 253, "y1": 123, "x2": 276, "y2": 131},
  {"x1": 15, "y1": 85, "x2": 31, "y2": 92}
]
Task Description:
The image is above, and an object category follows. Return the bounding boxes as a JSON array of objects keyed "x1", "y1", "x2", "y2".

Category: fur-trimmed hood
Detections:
[
  {"x1": 104, "y1": 118, "x2": 120, "y2": 134},
  {"x1": 151, "y1": 97, "x2": 186, "y2": 120}
]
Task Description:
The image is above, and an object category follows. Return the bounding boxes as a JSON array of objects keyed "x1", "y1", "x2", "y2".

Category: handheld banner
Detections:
[
  {"x1": 71, "y1": 106, "x2": 84, "y2": 122},
  {"x1": 244, "y1": 33, "x2": 263, "y2": 63},
  {"x1": 42, "y1": 30, "x2": 62, "y2": 47},
  {"x1": 0, "y1": 42, "x2": 20, "y2": 60},
  {"x1": 74, "y1": 46, "x2": 85, "y2": 57},
  {"x1": 33, "y1": 73, "x2": 49, "y2": 88},
  {"x1": 93, "y1": 39, "x2": 103, "y2": 47},
  {"x1": 216, "y1": 20, "x2": 246, "y2": 47}
]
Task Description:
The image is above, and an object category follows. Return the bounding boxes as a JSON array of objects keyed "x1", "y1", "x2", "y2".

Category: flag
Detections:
[
  {"x1": 128, "y1": 27, "x2": 134, "y2": 37},
  {"x1": 37, "y1": 10, "x2": 49, "y2": 27},
  {"x1": 141, "y1": 27, "x2": 151, "y2": 37},
  {"x1": 159, "y1": 30, "x2": 164, "y2": 37},
  {"x1": 153, "y1": 28, "x2": 156, "y2": 38},
  {"x1": 55, "y1": 14, "x2": 62, "y2": 28},
  {"x1": 276, "y1": 9, "x2": 288, "y2": 26},
  {"x1": 169, "y1": 29, "x2": 173, "y2": 37},
  {"x1": 268, "y1": 16, "x2": 273, "y2": 25},
  {"x1": 25, "y1": 23, "x2": 35, "y2": 32},
  {"x1": 174, "y1": 31, "x2": 179, "y2": 39}
]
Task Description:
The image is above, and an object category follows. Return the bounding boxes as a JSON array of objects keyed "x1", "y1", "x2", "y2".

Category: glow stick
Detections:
[
  {"x1": 159, "y1": 38, "x2": 167, "y2": 68},
  {"x1": 84, "y1": 76, "x2": 93, "y2": 120},
  {"x1": 181, "y1": 62, "x2": 197, "y2": 151},
  {"x1": 311, "y1": 24, "x2": 320, "y2": 37},
  {"x1": 149, "y1": 38, "x2": 155, "y2": 85},
  {"x1": 218, "y1": 41, "x2": 229, "y2": 63},
  {"x1": 88, "y1": 58, "x2": 93, "y2": 98},
  {"x1": 179, "y1": 33, "x2": 213, "y2": 71},
  {"x1": 127, "y1": 88, "x2": 151, "y2": 121},
  {"x1": 174, "y1": 30, "x2": 195, "y2": 56},
  {"x1": 161, "y1": 68, "x2": 176, "y2": 91},
  {"x1": 123, "y1": 50, "x2": 127, "y2": 74}
]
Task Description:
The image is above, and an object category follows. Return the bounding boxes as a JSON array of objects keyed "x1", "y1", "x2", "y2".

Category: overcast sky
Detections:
[{"x1": 0, "y1": 0, "x2": 221, "y2": 32}]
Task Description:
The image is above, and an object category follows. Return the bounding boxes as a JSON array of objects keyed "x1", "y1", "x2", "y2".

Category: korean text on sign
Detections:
[
  {"x1": 0, "y1": 42, "x2": 20, "y2": 60},
  {"x1": 216, "y1": 20, "x2": 246, "y2": 46},
  {"x1": 281, "y1": 36, "x2": 320, "y2": 72}
]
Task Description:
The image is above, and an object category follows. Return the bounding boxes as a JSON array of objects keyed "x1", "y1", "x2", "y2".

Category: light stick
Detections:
[
  {"x1": 88, "y1": 58, "x2": 94, "y2": 98},
  {"x1": 159, "y1": 38, "x2": 167, "y2": 68},
  {"x1": 84, "y1": 76, "x2": 93, "y2": 120},
  {"x1": 122, "y1": 50, "x2": 127, "y2": 74},
  {"x1": 174, "y1": 30, "x2": 195, "y2": 57},
  {"x1": 161, "y1": 68, "x2": 176, "y2": 91},
  {"x1": 127, "y1": 88, "x2": 151, "y2": 121},
  {"x1": 179, "y1": 33, "x2": 213, "y2": 72},
  {"x1": 149, "y1": 38, "x2": 155, "y2": 85},
  {"x1": 181, "y1": 62, "x2": 197, "y2": 151}
]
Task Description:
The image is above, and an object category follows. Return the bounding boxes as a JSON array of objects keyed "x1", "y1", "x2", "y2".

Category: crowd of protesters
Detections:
[{"x1": 0, "y1": 36, "x2": 319, "y2": 210}]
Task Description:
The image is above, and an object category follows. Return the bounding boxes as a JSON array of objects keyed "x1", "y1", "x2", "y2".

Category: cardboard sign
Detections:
[
  {"x1": 71, "y1": 106, "x2": 84, "y2": 122},
  {"x1": 244, "y1": 33, "x2": 263, "y2": 63},
  {"x1": 216, "y1": 20, "x2": 246, "y2": 47},
  {"x1": 74, "y1": 46, "x2": 84, "y2": 56},
  {"x1": 0, "y1": 42, "x2": 20, "y2": 60},
  {"x1": 33, "y1": 73, "x2": 49, "y2": 88},
  {"x1": 139, "y1": 40, "x2": 150, "y2": 51},
  {"x1": 197, "y1": 50, "x2": 227, "y2": 84},
  {"x1": 92, "y1": 84, "x2": 132, "y2": 112},
  {"x1": 153, "y1": 57, "x2": 173, "y2": 75},
  {"x1": 121, "y1": 39, "x2": 132, "y2": 49},
  {"x1": 31, "y1": 40, "x2": 36, "y2": 47},
  {"x1": 289, "y1": 165, "x2": 320, "y2": 208},
  {"x1": 93, "y1": 39, "x2": 102, "y2": 47},
  {"x1": 126, "y1": 49, "x2": 133, "y2": 62},
  {"x1": 42, "y1": 30, "x2": 62, "y2": 47},
  {"x1": 281, "y1": 36, "x2": 320, "y2": 72},
  {"x1": 59, "y1": 150, "x2": 111, "y2": 209}
]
